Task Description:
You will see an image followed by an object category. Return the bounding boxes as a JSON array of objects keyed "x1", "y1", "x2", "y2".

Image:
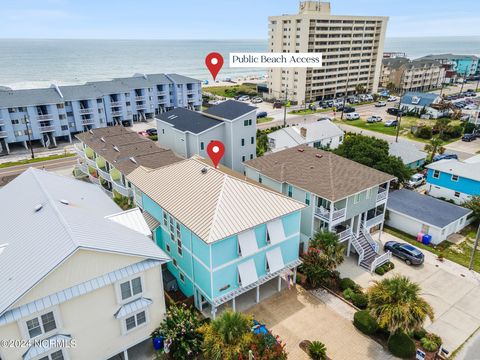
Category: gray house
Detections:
[
  {"x1": 245, "y1": 146, "x2": 396, "y2": 271},
  {"x1": 156, "y1": 100, "x2": 257, "y2": 173}
]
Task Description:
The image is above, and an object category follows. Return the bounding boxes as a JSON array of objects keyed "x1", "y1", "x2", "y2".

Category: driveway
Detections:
[
  {"x1": 444, "y1": 138, "x2": 480, "y2": 157},
  {"x1": 246, "y1": 287, "x2": 394, "y2": 360},
  {"x1": 338, "y1": 231, "x2": 480, "y2": 353}
]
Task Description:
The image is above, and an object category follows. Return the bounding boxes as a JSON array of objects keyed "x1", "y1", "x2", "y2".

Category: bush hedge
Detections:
[
  {"x1": 421, "y1": 337, "x2": 439, "y2": 352},
  {"x1": 351, "y1": 293, "x2": 368, "y2": 309},
  {"x1": 388, "y1": 332, "x2": 416, "y2": 358},
  {"x1": 340, "y1": 278, "x2": 358, "y2": 291},
  {"x1": 343, "y1": 288, "x2": 355, "y2": 300},
  {"x1": 413, "y1": 328, "x2": 427, "y2": 341},
  {"x1": 353, "y1": 310, "x2": 378, "y2": 335},
  {"x1": 375, "y1": 267, "x2": 385, "y2": 275}
]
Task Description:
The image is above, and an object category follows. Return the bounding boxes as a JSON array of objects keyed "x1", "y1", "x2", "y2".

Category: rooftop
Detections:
[
  {"x1": 245, "y1": 146, "x2": 395, "y2": 201},
  {"x1": 75, "y1": 126, "x2": 182, "y2": 174},
  {"x1": 157, "y1": 107, "x2": 224, "y2": 134},
  {"x1": 127, "y1": 156, "x2": 305, "y2": 243},
  {"x1": 426, "y1": 158, "x2": 480, "y2": 182},
  {"x1": 418, "y1": 54, "x2": 480, "y2": 61},
  {"x1": 0, "y1": 168, "x2": 169, "y2": 316},
  {"x1": 204, "y1": 99, "x2": 257, "y2": 120},
  {"x1": 401, "y1": 92, "x2": 440, "y2": 107},
  {"x1": 389, "y1": 141, "x2": 427, "y2": 165},
  {"x1": 387, "y1": 189, "x2": 471, "y2": 228}
]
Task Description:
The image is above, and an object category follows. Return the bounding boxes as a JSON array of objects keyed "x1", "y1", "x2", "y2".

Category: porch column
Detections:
[
  {"x1": 355, "y1": 215, "x2": 361, "y2": 237},
  {"x1": 232, "y1": 297, "x2": 236, "y2": 312},
  {"x1": 256, "y1": 286, "x2": 260, "y2": 303},
  {"x1": 347, "y1": 217, "x2": 354, "y2": 256},
  {"x1": 123, "y1": 350, "x2": 129, "y2": 360},
  {"x1": 277, "y1": 276, "x2": 282, "y2": 291},
  {"x1": 23, "y1": 140, "x2": 28, "y2": 150},
  {"x1": 68, "y1": 133, "x2": 72, "y2": 143},
  {"x1": 3, "y1": 141, "x2": 9, "y2": 154},
  {"x1": 211, "y1": 306, "x2": 217, "y2": 320},
  {"x1": 293, "y1": 267, "x2": 297, "y2": 285},
  {"x1": 328, "y1": 201, "x2": 334, "y2": 231}
]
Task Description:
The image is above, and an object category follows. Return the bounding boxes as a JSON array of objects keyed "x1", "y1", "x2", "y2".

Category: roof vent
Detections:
[
  {"x1": 100, "y1": 137, "x2": 105, "y2": 143},
  {"x1": 129, "y1": 157, "x2": 138, "y2": 164},
  {"x1": 316, "y1": 154, "x2": 323, "y2": 158},
  {"x1": 34, "y1": 204, "x2": 43, "y2": 212},
  {"x1": 0, "y1": 243, "x2": 8, "y2": 256},
  {"x1": 201, "y1": 167, "x2": 208, "y2": 174},
  {"x1": 113, "y1": 145, "x2": 120, "y2": 152},
  {"x1": 60, "y1": 199, "x2": 69, "y2": 205}
]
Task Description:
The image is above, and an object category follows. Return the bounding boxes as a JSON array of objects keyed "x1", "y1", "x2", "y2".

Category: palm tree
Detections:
[
  {"x1": 424, "y1": 137, "x2": 444, "y2": 161},
  {"x1": 309, "y1": 231, "x2": 345, "y2": 270},
  {"x1": 367, "y1": 275, "x2": 434, "y2": 334},
  {"x1": 308, "y1": 341, "x2": 328, "y2": 360}
]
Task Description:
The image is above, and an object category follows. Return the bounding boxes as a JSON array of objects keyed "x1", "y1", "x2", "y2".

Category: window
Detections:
[
  {"x1": 242, "y1": 156, "x2": 246, "y2": 162},
  {"x1": 173, "y1": 258, "x2": 178, "y2": 267},
  {"x1": 354, "y1": 193, "x2": 361, "y2": 204},
  {"x1": 56, "y1": 103, "x2": 64, "y2": 109},
  {"x1": 451, "y1": 174, "x2": 459, "y2": 182},
  {"x1": 244, "y1": 119, "x2": 253, "y2": 126},
  {"x1": 433, "y1": 170, "x2": 440, "y2": 179},
  {"x1": 120, "y1": 277, "x2": 142, "y2": 301},
  {"x1": 177, "y1": 239, "x2": 183, "y2": 256},
  {"x1": 250, "y1": 154, "x2": 254, "y2": 160},
  {"x1": 305, "y1": 193, "x2": 311, "y2": 205},
  {"x1": 39, "y1": 350, "x2": 65, "y2": 360},
  {"x1": 366, "y1": 188, "x2": 372, "y2": 200},
  {"x1": 61, "y1": 125, "x2": 68, "y2": 131},
  {"x1": 97, "y1": 98, "x2": 103, "y2": 103},
  {"x1": 12, "y1": 119, "x2": 19, "y2": 125},
  {"x1": 179, "y1": 273, "x2": 185, "y2": 283},
  {"x1": 241, "y1": 138, "x2": 245, "y2": 146},
  {"x1": 163, "y1": 212, "x2": 168, "y2": 226},
  {"x1": 259, "y1": 175, "x2": 263, "y2": 183},
  {"x1": 166, "y1": 244, "x2": 171, "y2": 253},
  {"x1": 266, "y1": 230, "x2": 271, "y2": 244},
  {"x1": 251, "y1": 136, "x2": 254, "y2": 144},
  {"x1": 125, "y1": 311, "x2": 147, "y2": 332},
  {"x1": 454, "y1": 191, "x2": 460, "y2": 198},
  {"x1": 200, "y1": 142, "x2": 204, "y2": 150},
  {"x1": 26, "y1": 311, "x2": 57, "y2": 338},
  {"x1": 287, "y1": 185, "x2": 293, "y2": 197}
]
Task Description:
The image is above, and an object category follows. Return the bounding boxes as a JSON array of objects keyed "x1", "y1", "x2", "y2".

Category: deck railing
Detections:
[
  {"x1": 361, "y1": 225, "x2": 380, "y2": 253},
  {"x1": 370, "y1": 251, "x2": 392, "y2": 272},
  {"x1": 351, "y1": 234, "x2": 365, "y2": 266},
  {"x1": 376, "y1": 187, "x2": 388, "y2": 202}
]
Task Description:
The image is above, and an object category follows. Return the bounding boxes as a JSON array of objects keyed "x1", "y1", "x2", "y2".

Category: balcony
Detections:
[
  {"x1": 111, "y1": 111, "x2": 122, "y2": 116},
  {"x1": 157, "y1": 91, "x2": 167, "y2": 96},
  {"x1": 112, "y1": 180, "x2": 132, "y2": 198},
  {"x1": 0, "y1": 131, "x2": 8, "y2": 138},
  {"x1": 0, "y1": 120, "x2": 5, "y2": 126},
  {"x1": 79, "y1": 108, "x2": 94, "y2": 115},
  {"x1": 38, "y1": 125, "x2": 55, "y2": 133},
  {"x1": 85, "y1": 157, "x2": 97, "y2": 168},
  {"x1": 186, "y1": 89, "x2": 196, "y2": 95},
  {"x1": 74, "y1": 159, "x2": 88, "y2": 176},
  {"x1": 135, "y1": 96, "x2": 145, "y2": 101},
  {"x1": 74, "y1": 143, "x2": 85, "y2": 157},
  {"x1": 110, "y1": 101, "x2": 122, "y2": 107},
  {"x1": 336, "y1": 227, "x2": 352, "y2": 242},
  {"x1": 376, "y1": 188, "x2": 388, "y2": 203},
  {"x1": 314, "y1": 206, "x2": 346, "y2": 223},
  {"x1": 88, "y1": 174, "x2": 100, "y2": 185},
  {"x1": 365, "y1": 212, "x2": 384, "y2": 229},
  {"x1": 82, "y1": 118, "x2": 95, "y2": 125},
  {"x1": 136, "y1": 104, "x2": 147, "y2": 110},
  {"x1": 97, "y1": 167, "x2": 112, "y2": 182},
  {"x1": 37, "y1": 114, "x2": 53, "y2": 121}
]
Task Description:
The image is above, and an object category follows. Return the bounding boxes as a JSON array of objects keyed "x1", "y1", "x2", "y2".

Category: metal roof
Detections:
[
  {"x1": 105, "y1": 208, "x2": 152, "y2": 237},
  {"x1": 167, "y1": 73, "x2": 201, "y2": 84},
  {"x1": 0, "y1": 168, "x2": 169, "y2": 316},
  {"x1": 58, "y1": 84, "x2": 104, "y2": 101},
  {"x1": 389, "y1": 141, "x2": 427, "y2": 165},
  {"x1": 114, "y1": 297, "x2": 153, "y2": 318},
  {"x1": 23, "y1": 334, "x2": 72, "y2": 360},
  {"x1": 426, "y1": 159, "x2": 480, "y2": 182},
  {"x1": 157, "y1": 107, "x2": 223, "y2": 134},
  {"x1": 387, "y1": 189, "x2": 471, "y2": 228},
  {"x1": 204, "y1": 100, "x2": 257, "y2": 120},
  {"x1": 127, "y1": 157, "x2": 305, "y2": 243},
  {"x1": 401, "y1": 92, "x2": 440, "y2": 107},
  {"x1": 0, "y1": 87, "x2": 63, "y2": 108}
]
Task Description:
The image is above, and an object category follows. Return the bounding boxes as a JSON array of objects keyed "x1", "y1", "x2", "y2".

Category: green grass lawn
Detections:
[
  {"x1": 257, "y1": 116, "x2": 274, "y2": 124},
  {"x1": 384, "y1": 225, "x2": 480, "y2": 272},
  {"x1": 0, "y1": 152, "x2": 75, "y2": 169},
  {"x1": 203, "y1": 83, "x2": 257, "y2": 98}
]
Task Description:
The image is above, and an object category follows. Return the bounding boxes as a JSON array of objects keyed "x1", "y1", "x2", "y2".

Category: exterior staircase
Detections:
[
  {"x1": 356, "y1": 232, "x2": 379, "y2": 270},
  {"x1": 351, "y1": 228, "x2": 392, "y2": 272}
]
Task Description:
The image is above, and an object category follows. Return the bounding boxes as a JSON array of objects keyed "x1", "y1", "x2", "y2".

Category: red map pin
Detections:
[
  {"x1": 205, "y1": 52, "x2": 224, "y2": 81},
  {"x1": 207, "y1": 140, "x2": 225, "y2": 169}
]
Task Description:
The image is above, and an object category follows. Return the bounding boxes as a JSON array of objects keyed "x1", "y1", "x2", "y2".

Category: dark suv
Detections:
[{"x1": 384, "y1": 241, "x2": 424, "y2": 265}]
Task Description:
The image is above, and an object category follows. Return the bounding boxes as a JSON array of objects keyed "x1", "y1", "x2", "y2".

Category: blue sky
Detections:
[{"x1": 1, "y1": 0, "x2": 479, "y2": 39}]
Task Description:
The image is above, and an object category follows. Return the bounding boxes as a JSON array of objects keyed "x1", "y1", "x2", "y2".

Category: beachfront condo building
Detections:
[
  {"x1": 0, "y1": 168, "x2": 170, "y2": 360},
  {"x1": 266, "y1": 1, "x2": 388, "y2": 104},
  {"x1": 380, "y1": 57, "x2": 446, "y2": 92},
  {"x1": 156, "y1": 100, "x2": 257, "y2": 173},
  {"x1": 245, "y1": 146, "x2": 395, "y2": 272},
  {"x1": 0, "y1": 73, "x2": 201, "y2": 154},
  {"x1": 417, "y1": 54, "x2": 480, "y2": 79},
  {"x1": 127, "y1": 157, "x2": 305, "y2": 318}
]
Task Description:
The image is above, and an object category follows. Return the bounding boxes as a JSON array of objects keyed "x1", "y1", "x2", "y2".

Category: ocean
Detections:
[{"x1": 0, "y1": 37, "x2": 479, "y2": 89}]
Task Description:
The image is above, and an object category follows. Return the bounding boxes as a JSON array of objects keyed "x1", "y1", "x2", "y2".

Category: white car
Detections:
[
  {"x1": 367, "y1": 115, "x2": 383, "y2": 123},
  {"x1": 238, "y1": 95, "x2": 250, "y2": 101},
  {"x1": 375, "y1": 101, "x2": 387, "y2": 107},
  {"x1": 388, "y1": 96, "x2": 398, "y2": 102},
  {"x1": 406, "y1": 173, "x2": 425, "y2": 188},
  {"x1": 345, "y1": 112, "x2": 360, "y2": 120}
]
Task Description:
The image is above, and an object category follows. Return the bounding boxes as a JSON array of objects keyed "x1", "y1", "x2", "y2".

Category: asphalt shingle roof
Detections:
[
  {"x1": 401, "y1": 92, "x2": 439, "y2": 107},
  {"x1": 387, "y1": 189, "x2": 471, "y2": 228},
  {"x1": 389, "y1": 141, "x2": 427, "y2": 165},
  {"x1": 0, "y1": 88, "x2": 63, "y2": 108},
  {"x1": 167, "y1": 73, "x2": 201, "y2": 84},
  {"x1": 157, "y1": 107, "x2": 223, "y2": 134},
  {"x1": 204, "y1": 100, "x2": 257, "y2": 120}
]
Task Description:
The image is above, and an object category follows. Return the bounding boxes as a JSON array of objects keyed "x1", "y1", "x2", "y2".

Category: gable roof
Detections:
[
  {"x1": 426, "y1": 158, "x2": 480, "y2": 182},
  {"x1": 387, "y1": 189, "x2": 471, "y2": 228},
  {"x1": 389, "y1": 141, "x2": 427, "y2": 165},
  {"x1": 0, "y1": 168, "x2": 169, "y2": 316},
  {"x1": 245, "y1": 146, "x2": 395, "y2": 201},
  {"x1": 0, "y1": 87, "x2": 63, "y2": 108},
  {"x1": 167, "y1": 73, "x2": 201, "y2": 84},
  {"x1": 127, "y1": 157, "x2": 305, "y2": 243},
  {"x1": 157, "y1": 107, "x2": 224, "y2": 134},
  {"x1": 75, "y1": 126, "x2": 183, "y2": 174},
  {"x1": 58, "y1": 84, "x2": 104, "y2": 101},
  {"x1": 401, "y1": 92, "x2": 439, "y2": 107},
  {"x1": 204, "y1": 100, "x2": 257, "y2": 120}
]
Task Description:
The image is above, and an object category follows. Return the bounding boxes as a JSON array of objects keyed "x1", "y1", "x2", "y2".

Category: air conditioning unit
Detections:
[{"x1": 411, "y1": 96, "x2": 421, "y2": 105}]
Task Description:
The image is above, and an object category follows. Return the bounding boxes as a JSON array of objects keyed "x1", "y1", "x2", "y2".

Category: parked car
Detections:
[
  {"x1": 343, "y1": 107, "x2": 355, "y2": 113},
  {"x1": 384, "y1": 241, "x2": 425, "y2": 265},
  {"x1": 387, "y1": 107, "x2": 402, "y2": 116},
  {"x1": 308, "y1": 103, "x2": 317, "y2": 111},
  {"x1": 432, "y1": 153, "x2": 459, "y2": 162},
  {"x1": 384, "y1": 119, "x2": 398, "y2": 127},
  {"x1": 406, "y1": 173, "x2": 425, "y2": 188},
  {"x1": 345, "y1": 112, "x2": 360, "y2": 120},
  {"x1": 256, "y1": 111, "x2": 268, "y2": 118},
  {"x1": 146, "y1": 128, "x2": 157, "y2": 136},
  {"x1": 273, "y1": 101, "x2": 283, "y2": 109},
  {"x1": 375, "y1": 101, "x2": 387, "y2": 107},
  {"x1": 462, "y1": 133, "x2": 476, "y2": 142},
  {"x1": 388, "y1": 96, "x2": 398, "y2": 102},
  {"x1": 367, "y1": 115, "x2": 383, "y2": 123},
  {"x1": 251, "y1": 97, "x2": 263, "y2": 103},
  {"x1": 238, "y1": 95, "x2": 250, "y2": 101}
]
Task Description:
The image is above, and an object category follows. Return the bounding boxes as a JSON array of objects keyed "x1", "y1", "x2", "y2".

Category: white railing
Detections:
[
  {"x1": 187, "y1": 89, "x2": 196, "y2": 95},
  {"x1": 135, "y1": 96, "x2": 145, "y2": 101},
  {"x1": 112, "y1": 180, "x2": 132, "y2": 197},
  {"x1": 315, "y1": 206, "x2": 330, "y2": 220},
  {"x1": 365, "y1": 213, "x2": 384, "y2": 229},
  {"x1": 157, "y1": 91, "x2": 167, "y2": 96},
  {"x1": 97, "y1": 167, "x2": 112, "y2": 182},
  {"x1": 85, "y1": 157, "x2": 97, "y2": 168},
  {"x1": 82, "y1": 119, "x2": 95, "y2": 125},
  {"x1": 361, "y1": 225, "x2": 380, "y2": 253},
  {"x1": 88, "y1": 174, "x2": 100, "y2": 185},
  {"x1": 38, "y1": 125, "x2": 55, "y2": 132},
  {"x1": 332, "y1": 208, "x2": 346, "y2": 221},
  {"x1": 351, "y1": 234, "x2": 365, "y2": 265},
  {"x1": 0, "y1": 131, "x2": 7, "y2": 138},
  {"x1": 0, "y1": 120, "x2": 5, "y2": 126},
  {"x1": 377, "y1": 188, "x2": 388, "y2": 202},
  {"x1": 79, "y1": 108, "x2": 93, "y2": 114},
  {"x1": 136, "y1": 104, "x2": 147, "y2": 110},
  {"x1": 110, "y1": 101, "x2": 122, "y2": 107},
  {"x1": 370, "y1": 251, "x2": 392, "y2": 273},
  {"x1": 111, "y1": 110, "x2": 123, "y2": 116},
  {"x1": 337, "y1": 228, "x2": 352, "y2": 242},
  {"x1": 37, "y1": 114, "x2": 53, "y2": 120}
]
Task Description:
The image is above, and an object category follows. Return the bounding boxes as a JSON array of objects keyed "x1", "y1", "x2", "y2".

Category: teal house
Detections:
[{"x1": 128, "y1": 156, "x2": 305, "y2": 317}]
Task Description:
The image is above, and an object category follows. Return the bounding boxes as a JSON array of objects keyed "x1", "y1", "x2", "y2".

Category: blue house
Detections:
[
  {"x1": 127, "y1": 157, "x2": 305, "y2": 317},
  {"x1": 426, "y1": 155, "x2": 480, "y2": 204},
  {"x1": 400, "y1": 92, "x2": 447, "y2": 119}
]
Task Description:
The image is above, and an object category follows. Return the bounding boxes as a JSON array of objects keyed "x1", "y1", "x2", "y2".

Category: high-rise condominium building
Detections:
[{"x1": 267, "y1": 1, "x2": 388, "y2": 104}]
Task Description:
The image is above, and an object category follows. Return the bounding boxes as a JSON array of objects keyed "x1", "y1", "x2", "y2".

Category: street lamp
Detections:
[{"x1": 24, "y1": 115, "x2": 34, "y2": 159}]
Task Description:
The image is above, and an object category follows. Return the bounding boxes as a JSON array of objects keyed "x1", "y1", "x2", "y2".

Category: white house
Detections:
[
  {"x1": 386, "y1": 189, "x2": 471, "y2": 245},
  {"x1": 267, "y1": 120, "x2": 344, "y2": 152},
  {"x1": 0, "y1": 168, "x2": 170, "y2": 360},
  {"x1": 400, "y1": 92, "x2": 448, "y2": 119}
]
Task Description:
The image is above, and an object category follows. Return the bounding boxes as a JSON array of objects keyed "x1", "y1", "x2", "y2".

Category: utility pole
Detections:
[
  {"x1": 24, "y1": 115, "x2": 34, "y2": 159},
  {"x1": 395, "y1": 71, "x2": 406, "y2": 142},
  {"x1": 283, "y1": 85, "x2": 288, "y2": 127},
  {"x1": 340, "y1": 77, "x2": 350, "y2": 120},
  {"x1": 459, "y1": 70, "x2": 467, "y2": 94},
  {"x1": 469, "y1": 224, "x2": 480, "y2": 271}
]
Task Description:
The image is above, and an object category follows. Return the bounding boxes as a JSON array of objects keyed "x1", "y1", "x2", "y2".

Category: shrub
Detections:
[
  {"x1": 384, "y1": 261, "x2": 395, "y2": 271},
  {"x1": 351, "y1": 292, "x2": 368, "y2": 309},
  {"x1": 387, "y1": 332, "x2": 416, "y2": 358},
  {"x1": 464, "y1": 122, "x2": 477, "y2": 134},
  {"x1": 343, "y1": 288, "x2": 355, "y2": 300},
  {"x1": 375, "y1": 266, "x2": 385, "y2": 276},
  {"x1": 415, "y1": 126, "x2": 433, "y2": 139},
  {"x1": 308, "y1": 341, "x2": 327, "y2": 360},
  {"x1": 353, "y1": 310, "x2": 378, "y2": 335},
  {"x1": 340, "y1": 278, "x2": 358, "y2": 291},
  {"x1": 421, "y1": 337, "x2": 439, "y2": 352},
  {"x1": 413, "y1": 328, "x2": 427, "y2": 340},
  {"x1": 425, "y1": 333, "x2": 442, "y2": 347}
]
